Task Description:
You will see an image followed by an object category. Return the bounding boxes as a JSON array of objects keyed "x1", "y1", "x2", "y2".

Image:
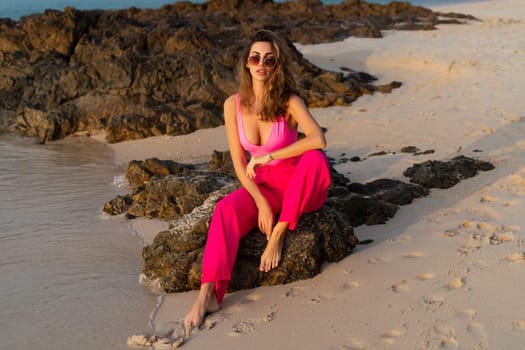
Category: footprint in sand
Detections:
[
  {"x1": 457, "y1": 246, "x2": 481, "y2": 256},
  {"x1": 456, "y1": 309, "x2": 477, "y2": 320},
  {"x1": 418, "y1": 323, "x2": 453, "y2": 349},
  {"x1": 386, "y1": 235, "x2": 411, "y2": 243},
  {"x1": 230, "y1": 320, "x2": 258, "y2": 335},
  {"x1": 512, "y1": 320, "x2": 525, "y2": 331},
  {"x1": 504, "y1": 252, "x2": 525, "y2": 262},
  {"x1": 480, "y1": 195, "x2": 498, "y2": 203},
  {"x1": 502, "y1": 175, "x2": 525, "y2": 196},
  {"x1": 309, "y1": 296, "x2": 322, "y2": 303},
  {"x1": 444, "y1": 229, "x2": 461, "y2": 238},
  {"x1": 467, "y1": 322, "x2": 486, "y2": 338},
  {"x1": 243, "y1": 293, "x2": 262, "y2": 303},
  {"x1": 509, "y1": 174, "x2": 525, "y2": 186},
  {"x1": 459, "y1": 220, "x2": 504, "y2": 234},
  {"x1": 391, "y1": 280, "x2": 410, "y2": 293},
  {"x1": 446, "y1": 277, "x2": 466, "y2": 290},
  {"x1": 367, "y1": 256, "x2": 391, "y2": 264},
  {"x1": 420, "y1": 295, "x2": 445, "y2": 311},
  {"x1": 401, "y1": 251, "x2": 425, "y2": 259},
  {"x1": 416, "y1": 273, "x2": 435, "y2": 281},
  {"x1": 440, "y1": 337, "x2": 459, "y2": 349},
  {"x1": 454, "y1": 220, "x2": 517, "y2": 254},
  {"x1": 433, "y1": 324, "x2": 458, "y2": 349},
  {"x1": 284, "y1": 286, "x2": 304, "y2": 298},
  {"x1": 229, "y1": 311, "x2": 276, "y2": 336},
  {"x1": 127, "y1": 323, "x2": 191, "y2": 349},
  {"x1": 342, "y1": 281, "x2": 360, "y2": 290},
  {"x1": 490, "y1": 231, "x2": 518, "y2": 245},
  {"x1": 461, "y1": 220, "x2": 476, "y2": 229},
  {"x1": 476, "y1": 221, "x2": 501, "y2": 232},
  {"x1": 379, "y1": 329, "x2": 403, "y2": 345},
  {"x1": 339, "y1": 337, "x2": 367, "y2": 350},
  {"x1": 392, "y1": 272, "x2": 435, "y2": 293}
]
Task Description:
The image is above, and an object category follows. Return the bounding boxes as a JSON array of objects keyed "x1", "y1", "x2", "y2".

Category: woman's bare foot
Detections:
[
  {"x1": 260, "y1": 222, "x2": 288, "y2": 272},
  {"x1": 184, "y1": 283, "x2": 221, "y2": 329}
]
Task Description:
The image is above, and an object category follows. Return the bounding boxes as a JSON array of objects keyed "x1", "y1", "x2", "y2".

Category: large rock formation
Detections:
[
  {"x1": 103, "y1": 151, "x2": 492, "y2": 294},
  {"x1": 0, "y1": 0, "x2": 475, "y2": 142},
  {"x1": 142, "y1": 202, "x2": 358, "y2": 293}
]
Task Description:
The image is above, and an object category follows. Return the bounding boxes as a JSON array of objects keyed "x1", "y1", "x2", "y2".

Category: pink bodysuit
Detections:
[
  {"x1": 236, "y1": 93, "x2": 298, "y2": 162},
  {"x1": 200, "y1": 93, "x2": 331, "y2": 303}
]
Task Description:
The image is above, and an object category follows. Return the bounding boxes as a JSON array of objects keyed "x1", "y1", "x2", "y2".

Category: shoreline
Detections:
[
  {"x1": 100, "y1": 0, "x2": 525, "y2": 348},
  {"x1": 0, "y1": 0, "x2": 490, "y2": 21}
]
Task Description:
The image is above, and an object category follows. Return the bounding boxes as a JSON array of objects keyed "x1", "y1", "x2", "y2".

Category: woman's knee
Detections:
[
  {"x1": 302, "y1": 149, "x2": 326, "y2": 162},
  {"x1": 215, "y1": 193, "x2": 242, "y2": 216},
  {"x1": 298, "y1": 149, "x2": 329, "y2": 170},
  {"x1": 214, "y1": 189, "x2": 257, "y2": 223},
  {"x1": 301, "y1": 150, "x2": 331, "y2": 187},
  {"x1": 214, "y1": 197, "x2": 228, "y2": 215}
]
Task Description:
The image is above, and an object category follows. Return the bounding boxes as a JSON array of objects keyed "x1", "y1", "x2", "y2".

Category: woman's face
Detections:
[{"x1": 246, "y1": 41, "x2": 277, "y2": 82}]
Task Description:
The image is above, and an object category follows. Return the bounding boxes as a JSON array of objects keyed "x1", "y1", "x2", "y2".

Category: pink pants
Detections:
[{"x1": 201, "y1": 150, "x2": 331, "y2": 303}]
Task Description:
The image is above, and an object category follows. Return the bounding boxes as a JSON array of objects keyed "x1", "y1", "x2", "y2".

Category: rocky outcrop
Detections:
[
  {"x1": 403, "y1": 155, "x2": 495, "y2": 189},
  {"x1": 102, "y1": 151, "x2": 494, "y2": 294},
  {"x1": 129, "y1": 153, "x2": 397, "y2": 293},
  {"x1": 103, "y1": 151, "x2": 428, "y2": 225},
  {"x1": 142, "y1": 203, "x2": 358, "y2": 293},
  {"x1": 103, "y1": 156, "x2": 238, "y2": 220},
  {"x1": 327, "y1": 179, "x2": 429, "y2": 226},
  {"x1": 0, "y1": 1, "x2": 475, "y2": 142}
]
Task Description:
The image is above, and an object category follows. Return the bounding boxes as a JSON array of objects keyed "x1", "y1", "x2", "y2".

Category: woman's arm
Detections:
[
  {"x1": 246, "y1": 94, "x2": 326, "y2": 176},
  {"x1": 224, "y1": 96, "x2": 274, "y2": 237}
]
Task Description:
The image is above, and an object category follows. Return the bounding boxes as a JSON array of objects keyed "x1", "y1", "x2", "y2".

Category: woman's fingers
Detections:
[
  {"x1": 258, "y1": 218, "x2": 272, "y2": 239},
  {"x1": 246, "y1": 155, "x2": 266, "y2": 178},
  {"x1": 246, "y1": 162, "x2": 256, "y2": 179}
]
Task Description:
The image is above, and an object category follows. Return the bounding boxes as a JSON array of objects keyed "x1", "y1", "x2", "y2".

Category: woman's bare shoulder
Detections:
[
  {"x1": 224, "y1": 94, "x2": 238, "y2": 107},
  {"x1": 287, "y1": 94, "x2": 306, "y2": 106},
  {"x1": 286, "y1": 94, "x2": 308, "y2": 115},
  {"x1": 224, "y1": 94, "x2": 238, "y2": 123}
]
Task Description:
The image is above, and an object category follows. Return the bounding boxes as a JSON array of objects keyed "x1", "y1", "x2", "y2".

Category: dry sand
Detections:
[{"x1": 112, "y1": 1, "x2": 525, "y2": 348}]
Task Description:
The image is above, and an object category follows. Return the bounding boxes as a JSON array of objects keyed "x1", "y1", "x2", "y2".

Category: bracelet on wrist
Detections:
[{"x1": 268, "y1": 153, "x2": 274, "y2": 161}]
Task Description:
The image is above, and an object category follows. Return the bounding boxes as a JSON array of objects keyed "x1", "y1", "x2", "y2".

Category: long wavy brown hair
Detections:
[{"x1": 238, "y1": 30, "x2": 299, "y2": 121}]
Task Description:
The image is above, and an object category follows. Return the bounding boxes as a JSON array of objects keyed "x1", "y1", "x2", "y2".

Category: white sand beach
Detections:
[{"x1": 112, "y1": 0, "x2": 525, "y2": 348}]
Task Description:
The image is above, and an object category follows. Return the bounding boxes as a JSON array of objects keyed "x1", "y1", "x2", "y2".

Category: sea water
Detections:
[
  {"x1": 0, "y1": 133, "x2": 158, "y2": 350},
  {"x1": 0, "y1": 0, "x2": 486, "y2": 20}
]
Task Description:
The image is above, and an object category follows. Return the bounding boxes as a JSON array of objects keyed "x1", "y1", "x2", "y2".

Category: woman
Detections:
[{"x1": 184, "y1": 29, "x2": 331, "y2": 328}]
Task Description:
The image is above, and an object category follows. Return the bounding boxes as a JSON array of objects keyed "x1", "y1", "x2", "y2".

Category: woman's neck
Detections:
[{"x1": 251, "y1": 83, "x2": 265, "y2": 106}]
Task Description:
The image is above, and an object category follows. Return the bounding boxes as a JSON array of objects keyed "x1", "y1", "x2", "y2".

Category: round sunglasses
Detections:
[{"x1": 247, "y1": 55, "x2": 277, "y2": 68}]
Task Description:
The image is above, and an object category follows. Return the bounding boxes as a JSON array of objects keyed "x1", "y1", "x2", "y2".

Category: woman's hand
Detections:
[
  {"x1": 257, "y1": 200, "x2": 274, "y2": 240},
  {"x1": 246, "y1": 154, "x2": 271, "y2": 179}
]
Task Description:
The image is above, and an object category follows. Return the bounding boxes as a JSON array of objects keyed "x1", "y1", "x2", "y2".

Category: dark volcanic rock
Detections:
[
  {"x1": 403, "y1": 155, "x2": 495, "y2": 189},
  {"x1": 125, "y1": 157, "x2": 197, "y2": 186},
  {"x1": 103, "y1": 156, "x2": 237, "y2": 220},
  {"x1": 348, "y1": 179, "x2": 429, "y2": 206},
  {"x1": 104, "y1": 151, "x2": 494, "y2": 293},
  {"x1": 103, "y1": 194, "x2": 132, "y2": 215},
  {"x1": 327, "y1": 194, "x2": 399, "y2": 226},
  {"x1": 0, "y1": 1, "x2": 475, "y2": 142},
  {"x1": 105, "y1": 151, "x2": 493, "y2": 294},
  {"x1": 142, "y1": 202, "x2": 357, "y2": 293},
  {"x1": 325, "y1": 177, "x2": 430, "y2": 227}
]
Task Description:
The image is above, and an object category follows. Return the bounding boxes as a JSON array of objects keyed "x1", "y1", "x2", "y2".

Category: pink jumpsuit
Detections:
[{"x1": 201, "y1": 94, "x2": 331, "y2": 303}]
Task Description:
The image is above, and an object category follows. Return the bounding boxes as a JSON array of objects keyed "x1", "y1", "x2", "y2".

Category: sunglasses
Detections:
[{"x1": 247, "y1": 55, "x2": 277, "y2": 68}]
